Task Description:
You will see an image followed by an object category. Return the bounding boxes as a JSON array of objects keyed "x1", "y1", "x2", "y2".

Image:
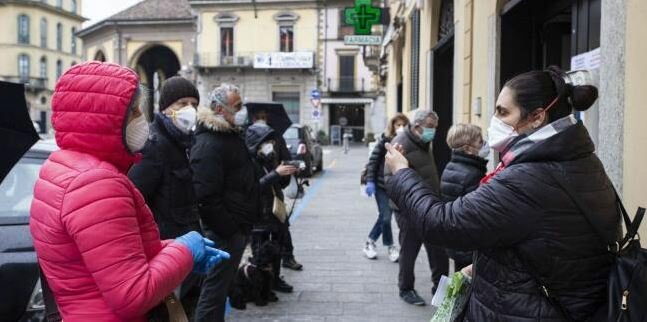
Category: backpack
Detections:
[{"x1": 548, "y1": 165, "x2": 646, "y2": 322}]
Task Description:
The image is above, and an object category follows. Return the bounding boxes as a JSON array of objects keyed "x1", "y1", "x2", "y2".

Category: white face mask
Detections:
[
  {"x1": 234, "y1": 106, "x2": 248, "y2": 127},
  {"x1": 478, "y1": 141, "x2": 490, "y2": 159},
  {"x1": 170, "y1": 106, "x2": 197, "y2": 134},
  {"x1": 260, "y1": 142, "x2": 274, "y2": 156},
  {"x1": 126, "y1": 114, "x2": 149, "y2": 153},
  {"x1": 395, "y1": 126, "x2": 405, "y2": 135},
  {"x1": 487, "y1": 116, "x2": 519, "y2": 153}
]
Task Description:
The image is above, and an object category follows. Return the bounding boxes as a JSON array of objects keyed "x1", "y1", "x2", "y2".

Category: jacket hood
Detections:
[
  {"x1": 51, "y1": 62, "x2": 139, "y2": 173},
  {"x1": 404, "y1": 125, "x2": 429, "y2": 151},
  {"x1": 510, "y1": 122, "x2": 595, "y2": 165},
  {"x1": 197, "y1": 106, "x2": 235, "y2": 133},
  {"x1": 245, "y1": 123, "x2": 276, "y2": 154}
]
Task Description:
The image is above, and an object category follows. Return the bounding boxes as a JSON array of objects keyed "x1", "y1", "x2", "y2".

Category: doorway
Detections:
[
  {"x1": 329, "y1": 104, "x2": 365, "y2": 143},
  {"x1": 430, "y1": 35, "x2": 454, "y2": 175}
]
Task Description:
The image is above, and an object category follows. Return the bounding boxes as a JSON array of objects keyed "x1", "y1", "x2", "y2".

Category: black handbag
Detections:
[{"x1": 547, "y1": 164, "x2": 646, "y2": 322}]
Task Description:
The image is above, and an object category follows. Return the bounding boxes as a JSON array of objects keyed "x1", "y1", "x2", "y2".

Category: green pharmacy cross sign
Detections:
[{"x1": 344, "y1": 0, "x2": 382, "y2": 36}]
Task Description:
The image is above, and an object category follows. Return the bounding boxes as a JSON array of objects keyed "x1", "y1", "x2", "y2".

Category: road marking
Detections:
[{"x1": 289, "y1": 158, "x2": 336, "y2": 223}]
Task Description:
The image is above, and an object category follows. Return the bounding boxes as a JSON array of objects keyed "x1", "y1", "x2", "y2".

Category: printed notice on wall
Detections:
[{"x1": 570, "y1": 48, "x2": 601, "y2": 71}]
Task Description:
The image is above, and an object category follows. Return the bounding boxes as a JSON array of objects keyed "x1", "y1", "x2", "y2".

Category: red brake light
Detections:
[{"x1": 297, "y1": 143, "x2": 307, "y2": 155}]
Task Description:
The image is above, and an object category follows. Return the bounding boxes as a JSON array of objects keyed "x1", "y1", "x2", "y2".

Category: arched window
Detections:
[
  {"x1": 71, "y1": 0, "x2": 77, "y2": 13},
  {"x1": 94, "y1": 50, "x2": 106, "y2": 62},
  {"x1": 40, "y1": 18, "x2": 48, "y2": 48},
  {"x1": 71, "y1": 27, "x2": 76, "y2": 54},
  {"x1": 40, "y1": 56, "x2": 47, "y2": 80},
  {"x1": 71, "y1": 61, "x2": 76, "y2": 67},
  {"x1": 18, "y1": 15, "x2": 30, "y2": 44},
  {"x1": 18, "y1": 54, "x2": 30, "y2": 82},
  {"x1": 56, "y1": 23, "x2": 62, "y2": 51},
  {"x1": 56, "y1": 59, "x2": 63, "y2": 80}
]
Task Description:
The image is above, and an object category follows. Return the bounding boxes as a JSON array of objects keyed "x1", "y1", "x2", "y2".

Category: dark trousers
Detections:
[
  {"x1": 280, "y1": 221, "x2": 295, "y2": 260},
  {"x1": 194, "y1": 231, "x2": 248, "y2": 322},
  {"x1": 394, "y1": 210, "x2": 449, "y2": 294},
  {"x1": 367, "y1": 187, "x2": 394, "y2": 246}
]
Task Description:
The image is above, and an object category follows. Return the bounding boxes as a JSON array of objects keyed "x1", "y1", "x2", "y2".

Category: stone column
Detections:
[{"x1": 598, "y1": 0, "x2": 627, "y2": 193}]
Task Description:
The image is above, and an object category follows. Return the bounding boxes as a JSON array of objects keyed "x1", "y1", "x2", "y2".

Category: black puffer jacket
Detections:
[
  {"x1": 365, "y1": 134, "x2": 390, "y2": 188},
  {"x1": 245, "y1": 124, "x2": 290, "y2": 225},
  {"x1": 190, "y1": 107, "x2": 259, "y2": 239},
  {"x1": 440, "y1": 151, "x2": 487, "y2": 267},
  {"x1": 388, "y1": 123, "x2": 619, "y2": 322},
  {"x1": 440, "y1": 151, "x2": 487, "y2": 202},
  {"x1": 128, "y1": 115, "x2": 201, "y2": 239}
]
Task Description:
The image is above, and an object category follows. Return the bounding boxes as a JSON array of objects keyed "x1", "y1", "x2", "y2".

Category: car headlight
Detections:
[{"x1": 25, "y1": 279, "x2": 45, "y2": 311}]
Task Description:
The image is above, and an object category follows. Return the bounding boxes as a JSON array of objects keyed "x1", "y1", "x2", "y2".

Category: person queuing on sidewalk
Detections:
[
  {"x1": 128, "y1": 76, "x2": 203, "y2": 317},
  {"x1": 245, "y1": 121, "x2": 298, "y2": 293},
  {"x1": 191, "y1": 84, "x2": 260, "y2": 322},
  {"x1": 29, "y1": 62, "x2": 229, "y2": 322},
  {"x1": 439, "y1": 124, "x2": 488, "y2": 270},
  {"x1": 248, "y1": 110, "x2": 304, "y2": 272},
  {"x1": 363, "y1": 113, "x2": 410, "y2": 261},
  {"x1": 384, "y1": 66, "x2": 618, "y2": 321},
  {"x1": 383, "y1": 109, "x2": 449, "y2": 306}
]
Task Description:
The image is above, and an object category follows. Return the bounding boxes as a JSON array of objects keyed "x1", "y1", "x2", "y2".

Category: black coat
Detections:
[
  {"x1": 190, "y1": 108, "x2": 260, "y2": 239},
  {"x1": 128, "y1": 116, "x2": 200, "y2": 239},
  {"x1": 440, "y1": 151, "x2": 487, "y2": 267},
  {"x1": 245, "y1": 124, "x2": 290, "y2": 226},
  {"x1": 365, "y1": 134, "x2": 390, "y2": 188},
  {"x1": 440, "y1": 151, "x2": 487, "y2": 202},
  {"x1": 384, "y1": 125, "x2": 440, "y2": 197},
  {"x1": 387, "y1": 123, "x2": 619, "y2": 322}
]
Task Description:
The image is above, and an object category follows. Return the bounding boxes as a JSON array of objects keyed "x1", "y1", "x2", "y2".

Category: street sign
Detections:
[
  {"x1": 344, "y1": 35, "x2": 382, "y2": 46},
  {"x1": 344, "y1": 0, "x2": 382, "y2": 35},
  {"x1": 312, "y1": 109, "x2": 321, "y2": 121},
  {"x1": 311, "y1": 89, "x2": 321, "y2": 99}
]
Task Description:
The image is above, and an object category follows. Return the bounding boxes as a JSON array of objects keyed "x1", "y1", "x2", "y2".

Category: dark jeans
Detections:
[
  {"x1": 394, "y1": 210, "x2": 449, "y2": 294},
  {"x1": 367, "y1": 187, "x2": 394, "y2": 246},
  {"x1": 280, "y1": 221, "x2": 295, "y2": 260},
  {"x1": 194, "y1": 231, "x2": 248, "y2": 322}
]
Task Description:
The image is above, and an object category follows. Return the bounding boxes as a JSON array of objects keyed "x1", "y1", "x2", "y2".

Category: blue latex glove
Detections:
[
  {"x1": 366, "y1": 181, "x2": 376, "y2": 197},
  {"x1": 175, "y1": 231, "x2": 231, "y2": 274}
]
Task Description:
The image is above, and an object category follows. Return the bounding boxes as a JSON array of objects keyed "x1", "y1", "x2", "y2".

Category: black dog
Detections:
[{"x1": 229, "y1": 240, "x2": 280, "y2": 310}]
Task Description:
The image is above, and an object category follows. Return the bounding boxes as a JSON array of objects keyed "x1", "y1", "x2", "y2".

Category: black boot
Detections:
[{"x1": 272, "y1": 276, "x2": 294, "y2": 293}]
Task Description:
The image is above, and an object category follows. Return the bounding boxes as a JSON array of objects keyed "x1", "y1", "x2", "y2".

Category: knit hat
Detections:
[{"x1": 158, "y1": 76, "x2": 200, "y2": 111}]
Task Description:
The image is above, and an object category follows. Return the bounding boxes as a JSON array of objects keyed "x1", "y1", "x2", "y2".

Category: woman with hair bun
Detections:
[{"x1": 384, "y1": 66, "x2": 619, "y2": 321}]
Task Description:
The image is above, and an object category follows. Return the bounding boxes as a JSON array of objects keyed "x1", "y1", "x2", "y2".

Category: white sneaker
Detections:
[
  {"x1": 388, "y1": 245, "x2": 400, "y2": 262},
  {"x1": 363, "y1": 241, "x2": 377, "y2": 259}
]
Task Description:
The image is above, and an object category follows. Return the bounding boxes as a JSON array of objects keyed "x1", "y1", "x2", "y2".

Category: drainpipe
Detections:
[{"x1": 115, "y1": 22, "x2": 123, "y2": 65}]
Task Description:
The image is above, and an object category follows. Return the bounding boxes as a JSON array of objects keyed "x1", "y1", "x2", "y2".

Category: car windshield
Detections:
[
  {"x1": 0, "y1": 158, "x2": 43, "y2": 217},
  {"x1": 283, "y1": 127, "x2": 300, "y2": 140}
]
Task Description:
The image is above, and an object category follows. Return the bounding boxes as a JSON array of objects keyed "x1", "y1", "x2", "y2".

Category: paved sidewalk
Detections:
[{"x1": 229, "y1": 146, "x2": 435, "y2": 322}]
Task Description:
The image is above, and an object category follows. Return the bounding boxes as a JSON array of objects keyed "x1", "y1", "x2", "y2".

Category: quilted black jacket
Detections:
[{"x1": 388, "y1": 122, "x2": 619, "y2": 321}]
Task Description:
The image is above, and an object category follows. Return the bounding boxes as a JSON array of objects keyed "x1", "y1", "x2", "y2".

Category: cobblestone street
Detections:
[{"x1": 230, "y1": 146, "x2": 435, "y2": 322}]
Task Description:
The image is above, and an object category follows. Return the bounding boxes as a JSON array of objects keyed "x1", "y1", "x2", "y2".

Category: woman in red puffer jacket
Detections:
[{"x1": 29, "y1": 62, "x2": 213, "y2": 322}]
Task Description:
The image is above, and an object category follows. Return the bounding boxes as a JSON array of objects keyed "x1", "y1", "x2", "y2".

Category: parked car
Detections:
[
  {"x1": 0, "y1": 140, "x2": 57, "y2": 322},
  {"x1": 283, "y1": 124, "x2": 323, "y2": 177}
]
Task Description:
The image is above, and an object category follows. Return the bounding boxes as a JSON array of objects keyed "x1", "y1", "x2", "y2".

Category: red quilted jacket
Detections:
[{"x1": 29, "y1": 62, "x2": 193, "y2": 322}]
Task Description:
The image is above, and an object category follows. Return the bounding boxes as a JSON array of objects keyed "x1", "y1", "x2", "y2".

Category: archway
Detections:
[
  {"x1": 94, "y1": 50, "x2": 106, "y2": 62},
  {"x1": 132, "y1": 44, "x2": 181, "y2": 117}
]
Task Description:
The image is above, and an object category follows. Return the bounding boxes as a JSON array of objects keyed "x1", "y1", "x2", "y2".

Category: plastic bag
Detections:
[
  {"x1": 430, "y1": 272, "x2": 471, "y2": 322},
  {"x1": 284, "y1": 175, "x2": 304, "y2": 199}
]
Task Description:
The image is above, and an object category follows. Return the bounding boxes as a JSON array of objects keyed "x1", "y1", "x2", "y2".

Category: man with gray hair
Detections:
[
  {"x1": 384, "y1": 109, "x2": 449, "y2": 306},
  {"x1": 191, "y1": 84, "x2": 259, "y2": 321}
]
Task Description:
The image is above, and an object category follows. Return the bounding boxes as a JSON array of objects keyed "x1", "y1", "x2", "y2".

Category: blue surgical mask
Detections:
[{"x1": 421, "y1": 127, "x2": 436, "y2": 143}]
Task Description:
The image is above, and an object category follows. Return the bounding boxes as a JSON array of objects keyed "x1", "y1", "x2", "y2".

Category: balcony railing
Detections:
[
  {"x1": 326, "y1": 77, "x2": 373, "y2": 93},
  {"x1": 194, "y1": 52, "x2": 254, "y2": 68},
  {"x1": 3, "y1": 76, "x2": 49, "y2": 90}
]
